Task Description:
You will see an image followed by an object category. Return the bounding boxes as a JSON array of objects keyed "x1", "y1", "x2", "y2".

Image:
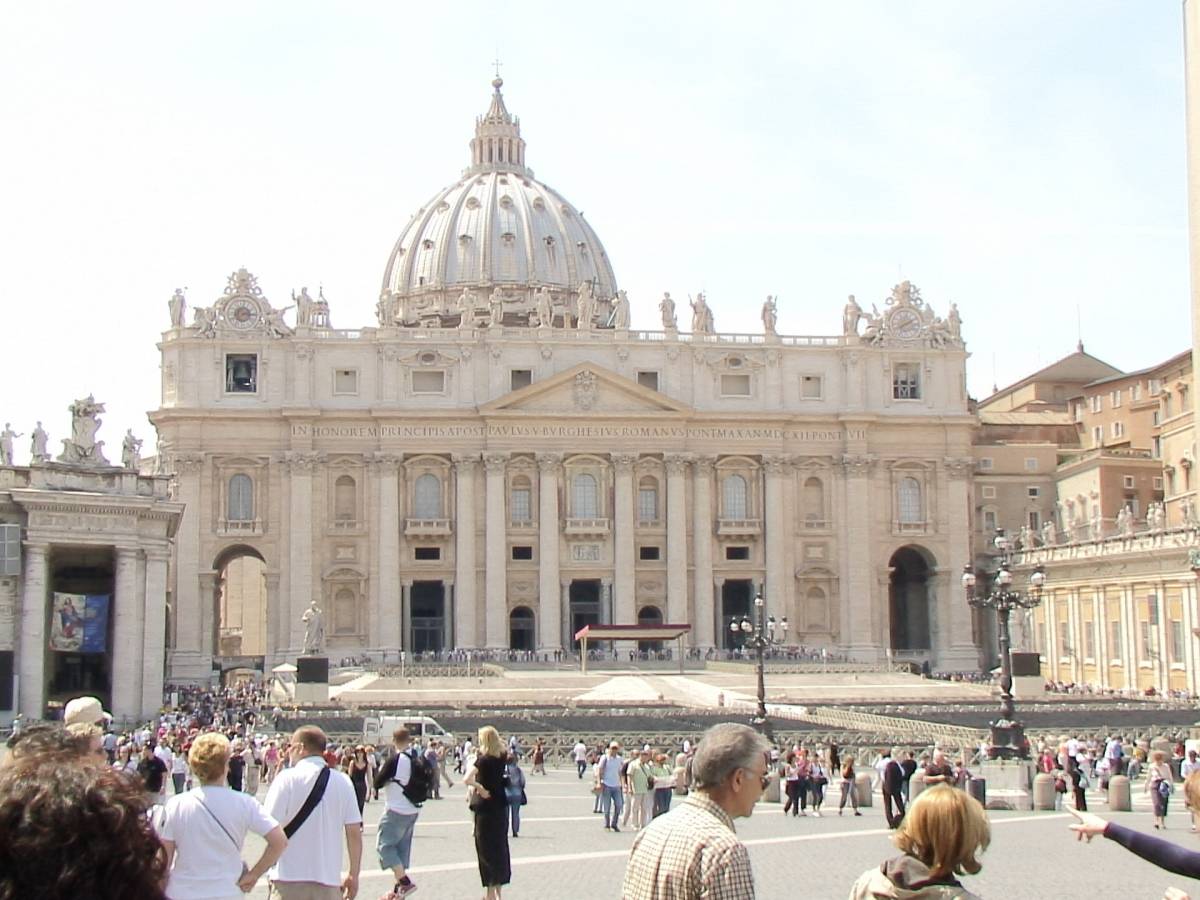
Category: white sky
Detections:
[{"x1": 0, "y1": 1, "x2": 1190, "y2": 455}]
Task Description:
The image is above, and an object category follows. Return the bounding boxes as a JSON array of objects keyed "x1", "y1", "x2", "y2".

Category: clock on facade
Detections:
[
  {"x1": 225, "y1": 298, "x2": 261, "y2": 330},
  {"x1": 888, "y1": 307, "x2": 922, "y2": 339}
]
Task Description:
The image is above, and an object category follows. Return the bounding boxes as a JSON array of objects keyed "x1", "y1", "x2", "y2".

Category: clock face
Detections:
[
  {"x1": 889, "y1": 308, "x2": 922, "y2": 339},
  {"x1": 226, "y1": 299, "x2": 260, "y2": 330}
]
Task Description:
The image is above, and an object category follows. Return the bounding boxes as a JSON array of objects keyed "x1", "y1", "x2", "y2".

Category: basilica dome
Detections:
[{"x1": 379, "y1": 78, "x2": 619, "y2": 328}]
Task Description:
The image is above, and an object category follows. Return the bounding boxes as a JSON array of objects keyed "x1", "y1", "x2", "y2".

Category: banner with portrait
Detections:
[{"x1": 50, "y1": 592, "x2": 109, "y2": 653}]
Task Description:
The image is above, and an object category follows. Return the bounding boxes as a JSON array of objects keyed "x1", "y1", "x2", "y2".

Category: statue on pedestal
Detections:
[
  {"x1": 264, "y1": 305, "x2": 294, "y2": 338},
  {"x1": 488, "y1": 287, "x2": 506, "y2": 327},
  {"x1": 293, "y1": 287, "x2": 314, "y2": 327},
  {"x1": 1041, "y1": 519, "x2": 1056, "y2": 547},
  {"x1": 121, "y1": 429, "x2": 142, "y2": 470},
  {"x1": 611, "y1": 290, "x2": 630, "y2": 329},
  {"x1": 0, "y1": 423, "x2": 21, "y2": 466},
  {"x1": 301, "y1": 601, "x2": 326, "y2": 655},
  {"x1": 30, "y1": 422, "x2": 49, "y2": 464},
  {"x1": 576, "y1": 281, "x2": 596, "y2": 329},
  {"x1": 57, "y1": 396, "x2": 110, "y2": 466},
  {"x1": 761, "y1": 296, "x2": 778, "y2": 335},
  {"x1": 168, "y1": 288, "x2": 187, "y2": 328},
  {"x1": 193, "y1": 305, "x2": 218, "y2": 339},
  {"x1": 534, "y1": 286, "x2": 553, "y2": 327},
  {"x1": 690, "y1": 292, "x2": 714, "y2": 334},
  {"x1": 457, "y1": 287, "x2": 477, "y2": 329},
  {"x1": 843, "y1": 295, "x2": 863, "y2": 337},
  {"x1": 659, "y1": 292, "x2": 677, "y2": 330}
]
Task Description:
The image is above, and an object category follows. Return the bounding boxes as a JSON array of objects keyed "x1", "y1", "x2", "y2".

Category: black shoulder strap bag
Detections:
[{"x1": 283, "y1": 766, "x2": 331, "y2": 839}]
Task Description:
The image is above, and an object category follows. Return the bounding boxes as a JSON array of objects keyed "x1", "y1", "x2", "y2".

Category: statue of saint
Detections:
[
  {"x1": 293, "y1": 287, "x2": 314, "y2": 326},
  {"x1": 488, "y1": 287, "x2": 505, "y2": 327},
  {"x1": 458, "y1": 288, "x2": 477, "y2": 329},
  {"x1": 0, "y1": 423, "x2": 22, "y2": 466},
  {"x1": 947, "y1": 302, "x2": 962, "y2": 340},
  {"x1": 168, "y1": 289, "x2": 186, "y2": 328},
  {"x1": 659, "y1": 292, "x2": 677, "y2": 330},
  {"x1": 761, "y1": 296, "x2": 777, "y2": 335},
  {"x1": 690, "y1": 292, "x2": 713, "y2": 334},
  {"x1": 57, "y1": 395, "x2": 109, "y2": 466},
  {"x1": 843, "y1": 295, "x2": 863, "y2": 336},
  {"x1": 121, "y1": 429, "x2": 142, "y2": 470},
  {"x1": 534, "y1": 286, "x2": 554, "y2": 327},
  {"x1": 302, "y1": 601, "x2": 326, "y2": 655},
  {"x1": 30, "y1": 422, "x2": 49, "y2": 463},
  {"x1": 576, "y1": 281, "x2": 595, "y2": 329},
  {"x1": 1041, "y1": 519, "x2": 1056, "y2": 547},
  {"x1": 611, "y1": 290, "x2": 631, "y2": 329}
]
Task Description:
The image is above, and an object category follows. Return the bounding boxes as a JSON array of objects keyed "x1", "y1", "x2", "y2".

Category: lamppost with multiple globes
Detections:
[
  {"x1": 961, "y1": 527, "x2": 1046, "y2": 760},
  {"x1": 730, "y1": 590, "x2": 788, "y2": 738}
]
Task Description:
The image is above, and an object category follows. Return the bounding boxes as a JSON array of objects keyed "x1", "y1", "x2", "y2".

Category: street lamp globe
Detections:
[
  {"x1": 1029, "y1": 567, "x2": 1046, "y2": 593},
  {"x1": 740, "y1": 617, "x2": 753, "y2": 633},
  {"x1": 996, "y1": 567, "x2": 1013, "y2": 587},
  {"x1": 961, "y1": 566, "x2": 977, "y2": 593},
  {"x1": 754, "y1": 593, "x2": 765, "y2": 609},
  {"x1": 994, "y1": 529, "x2": 1010, "y2": 553},
  {"x1": 729, "y1": 620, "x2": 739, "y2": 635}
]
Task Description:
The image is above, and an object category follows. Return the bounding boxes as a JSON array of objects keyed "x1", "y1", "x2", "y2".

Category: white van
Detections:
[{"x1": 363, "y1": 714, "x2": 455, "y2": 747}]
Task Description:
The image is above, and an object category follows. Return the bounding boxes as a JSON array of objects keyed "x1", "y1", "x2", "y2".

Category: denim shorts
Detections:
[{"x1": 377, "y1": 809, "x2": 419, "y2": 870}]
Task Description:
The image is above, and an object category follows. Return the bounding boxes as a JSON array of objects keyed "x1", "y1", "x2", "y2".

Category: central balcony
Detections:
[
  {"x1": 564, "y1": 517, "x2": 610, "y2": 536},
  {"x1": 405, "y1": 518, "x2": 453, "y2": 537}
]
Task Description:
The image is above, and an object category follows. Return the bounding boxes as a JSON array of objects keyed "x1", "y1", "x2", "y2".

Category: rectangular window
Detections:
[
  {"x1": 1091, "y1": 395, "x2": 1102, "y2": 413},
  {"x1": 636, "y1": 371, "x2": 660, "y2": 391},
  {"x1": 1028, "y1": 510, "x2": 1040, "y2": 531},
  {"x1": 720, "y1": 373, "x2": 751, "y2": 397},
  {"x1": 1092, "y1": 426, "x2": 1103, "y2": 447},
  {"x1": 1111, "y1": 389, "x2": 1121, "y2": 408},
  {"x1": 1112, "y1": 421, "x2": 1125, "y2": 439},
  {"x1": 1123, "y1": 475, "x2": 1136, "y2": 490},
  {"x1": 1126, "y1": 496, "x2": 1139, "y2": 517},
  {"x1": 1149, "y1": 378, "x2": 1162, "y2": 395},
  {"x1": 1024, "y1": 458, "x2": 1038, "y2": 472},
  {"x1": 1027, "y1": 486, "x2": 1040, "y2": 498},
  {"x1": 333, "y1": 369, "x2": 358, "y2": 395},
  {"x1": 511, "y1": 545, "x2": 533, "y2": 561},
  {"x1": 800, "y1": 375, "x2": 823, "y2": 400},
  {"x1": 981, "y1": 486, "x2": 997, "y2": 499},
  {"x1": 725, "y1": 546, "x2": 751, "y2": 561},
  {"x1": 414, "y1": 547, "x2": 440, "y2": 561},
  {"x1": 983, "y1": 510, "x2": 997, "y2": 531},
  {"x1": 1111, "y1": 620, "x2": 1122, "y2": 659},
  {"x1": 1148, "y1": 594, "x2": 1159, "y2": 626},
  {"x1": 1060, "y1": 622, "x2": 1071, "y2": 657},
  {"x1": 1152, "y1": 437, "x2": 1162, "y2": 459},
  {"x1": 1152, "y1": 410, "x2": 1162, "y2": 426},
  {"x1": 1140, "y1": 622, "x2": 1152, "y2": 659},
  {"x1": 510, "y1": 369, "x2": 533, "y2": 391},
  {"x1": 0, "y1": 524, "x2": 19, "y2": 576},
  {"x1": 510, "y1": 487, "x2": 532, "y2": 523},
  {"x1": 892, "y1": 364, "x2": 920, "y2": 400},
  {"x1": 411, "y1": 370, "x2": 446, "y2": 393},
  {"x1": 1153, "y1": 476, "x2": 1163, "y2": 491},
  {"x1": 639, "y1": 546, "x2": 661, "y2": 561},
  {"x1": 225, "y1": 354, "x2": 258, "y2": 393},
  {"x1": 637, "y1": 488, "x2": 658, "y2": 523},
  {"x1": 978, "y1": 457, "x2": 993, "y2": 471},
  {"x1": 1172, "y1": 620, "x2": 1185, "y2": 662},
  {"x1": 1131, "y1": 383, "x2": 1142, "y2": 402},
  {"x1": 1084, "y1": 622, "x2": 1096, "y2": 660}
]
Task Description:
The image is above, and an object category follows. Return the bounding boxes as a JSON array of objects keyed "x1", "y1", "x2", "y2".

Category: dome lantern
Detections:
[{"x1": 469, "y1": 77, "x2": 528, "y2": 175}]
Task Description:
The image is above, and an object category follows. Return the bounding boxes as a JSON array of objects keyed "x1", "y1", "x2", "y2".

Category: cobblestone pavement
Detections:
[{"x1": 237, "y1": 766, "x2": 1197, "y2": 899}]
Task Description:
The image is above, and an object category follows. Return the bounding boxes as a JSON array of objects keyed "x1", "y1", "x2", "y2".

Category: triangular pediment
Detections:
[{"x1": 480, "y1": 363, "x2": 691, "y2": 416}]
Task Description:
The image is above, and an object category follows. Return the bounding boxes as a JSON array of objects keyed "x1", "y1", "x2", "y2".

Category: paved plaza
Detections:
[{"x1": 238, "y1": 764, "x2": 1195, "y2": 899}]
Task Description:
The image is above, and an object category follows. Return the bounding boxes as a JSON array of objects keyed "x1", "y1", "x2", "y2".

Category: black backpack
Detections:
[{"x1": 399, "y1": 748, "x2": 434, "y2": 806}]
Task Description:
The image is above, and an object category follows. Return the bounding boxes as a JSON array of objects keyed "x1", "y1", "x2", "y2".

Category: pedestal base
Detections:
[
  {"x1": 978, "y1": 759, "x2": 1036, "y2": 810},
  {"x1": 294, "y1": 682, "x2": 329, "y2": 704}
]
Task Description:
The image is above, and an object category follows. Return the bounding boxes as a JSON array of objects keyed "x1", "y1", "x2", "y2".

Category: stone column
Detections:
[
  {"x1": 839, "y1": 454, "x2": 876, "y2": 658},
  {"x1": 665, "y1": 453, "x2": 690, "y2": 626},
  {"x1": 763, "y1": 455, "x2": 789, "y2": 623},
  {"x1": 373, "y1": 453, "x2": 402, "y2": 652},
  {"x1": 170, "y1": 453, "x2": 207, "y2": 679},
  {"x1": 141, "y1": 548, "x2": 170, "y2": 718},
  {"x1": 612, "y1": 454, "x2": 636, "y2": 627},
  {"x1": 17, "y1": 542, "x2": 48, "y2": 718},
  {"x1": 537, "y1": 454, "x2": 562, "y2": 650},
  {"x1": 1120, "y1": 584, "x2": 1137, "y2": 690},
  {"x1": 1182, "y1": 579, "x2": 1199, "y2": 696},
  {"x1": 111, "y1": 546, "x2": 144, "y2": 722},
  {"x1": 692, "y1": 456, "x2": 716, "y2": 649},
  {"x1": 560, "y1": 580, "x2": 571, "y2": 649},
  {"x1": 484, "y1": 453, "x2": 509, "y2": 650},
  {"x1": 287, "y1": 452, "x2": 319, "y2": 653},
  {"x1": 940, "y1": 457, "x2": 980, "y2": 669},
  {"x1": 453, "y1": 454, "x2": 480, "y2": 649}
]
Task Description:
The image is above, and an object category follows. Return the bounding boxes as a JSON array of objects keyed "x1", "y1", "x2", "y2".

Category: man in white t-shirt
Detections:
[
  {"x1": 373, "y1": 727, "x2": 422, "y2": 897},
  {"x1": 573, "y1": 740, "x2": 589, "y2": 778},
  {"x1": 265, "y1": 726, "x2": 363, "y2": 900}
]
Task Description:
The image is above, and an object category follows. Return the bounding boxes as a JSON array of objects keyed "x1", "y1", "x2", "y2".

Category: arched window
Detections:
[
  {"x1": 572, "y1": 473, "x2": 599, "y2": 518},
  {"x1": 228, "y1": 474, "x2": 253, "y2": 521},
  {"x1": 334, "y1": 475, "x2": 356, "y2": 521},
  {"x1": 722, "y1": 474, "x2": 748, "y2": 519},
  {"x1": 414, "y1": 473, "x2": 442, "y2": 518},
  {"x1": 637, "y1": 477, "x2": 659, "y2": 523},
  {"x1": 510, "y1": 475, "x2": 532, "y2": 523},
  {"x1": 898, "y1": 477, "x2": 922, "y2": 524},
  {"x1": 803, "y1": 477, "x2": 824, "y2": 526},
  {"x1": 334, "y1": 588, "x2": 356, "y2": 634}
]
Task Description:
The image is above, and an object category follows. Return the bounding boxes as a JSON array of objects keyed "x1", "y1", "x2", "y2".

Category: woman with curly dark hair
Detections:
[{"x1": 0, "y1": 760, "x2": 168, "y2": 900}]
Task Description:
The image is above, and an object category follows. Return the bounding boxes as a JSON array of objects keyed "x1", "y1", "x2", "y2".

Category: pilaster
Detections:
[
  {"x1": 141, "y1": 548, "x2": 170, "y2": 717},
  {"x1": 692, "y1": 455, "x2": 716, "y2": 649},
  {"x1": 484, "y1": 453, "x2": 509, "y2": 649},
  {"x1": 939, "y1": 456, "x2": 979, "y2": 669},
  {"x1": 169, "y1": 452, "x2": 207, "y2": 679},
  {"x1": 286, "y1": 452, "x2": 320, "y2": 653},
  {"x1": 538, "y1": 454, "x2": 562, "y2": 650},
  {"x1": 612, "y1": 453, "x2": 636, "y2": 629},
  {"x1": 373, "y1": 453, "x2": 402, "y2": 651},
  {"x1": 111, "y1": 546, "x2": 144, "y2": 722},
  {"x1": 453, "y1": 454, "x2": 480, "y2": 649},
  {"x1": 839, "y1": 453, "x2": 876, "y2": 658},
  {"x1": 763, "y1": 455, "x2": 789, "y2": 623},
  {"x1": 664, "y1": 453, "x2": 690, "y2": 626}
]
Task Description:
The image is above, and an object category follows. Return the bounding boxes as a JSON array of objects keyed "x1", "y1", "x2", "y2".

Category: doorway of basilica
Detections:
[
  {"x1": 214, "y1": 546, "x2": 267, "y2": 660},
  {"x1": 720, "y1": 579, "x2": 754, "y2": 650},
  {"x1": 889, "y1": 546, "x2": 933, "y2": 651},
  {"x1": 409, "y1": 581, "x2": 446, "y2": 653},
  {"x1": 569, "y1": 580, "x2": 601, "y2": 648}
]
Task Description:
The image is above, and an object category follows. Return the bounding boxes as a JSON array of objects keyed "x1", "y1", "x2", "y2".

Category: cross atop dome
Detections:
[{"x1": 470, "y1": 74, "x2": 528, "y2": 174}]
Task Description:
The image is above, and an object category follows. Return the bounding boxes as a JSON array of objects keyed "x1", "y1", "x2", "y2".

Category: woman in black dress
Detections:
[
  {"x1": 348, "y1": 746, "x2": 370, "y2": 814},
  {"x1": 464, "y1": 725, "x2": 511, "y2": 899}
]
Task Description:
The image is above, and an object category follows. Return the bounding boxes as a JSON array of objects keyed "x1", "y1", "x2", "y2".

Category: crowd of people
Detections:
[{"x1": 6, "y1": 689, "x2": 1200, "y2": 899}]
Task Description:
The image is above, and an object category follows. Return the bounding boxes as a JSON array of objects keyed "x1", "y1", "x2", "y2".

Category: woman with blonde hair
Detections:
[
  {"x1": 157, "y1": 732, "x2": 287, "y2": 899},
  {"x1": 1147, "y1": 748, "x2": 1175, "y2": 830},
  {"x1": 848, "y1": 785, "x2": 989, "y2": 899},
  {"x1": 464, "y1": 725, "x2": 511, "y2": 899}
]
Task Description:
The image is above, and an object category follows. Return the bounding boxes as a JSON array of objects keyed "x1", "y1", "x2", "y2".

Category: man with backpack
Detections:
[
  {"x1": 373, "y1": 727, "x2": 433, "y2": 897},
  {"x1": 264, "y1": 726, "x2": 362, "y2": 900}
]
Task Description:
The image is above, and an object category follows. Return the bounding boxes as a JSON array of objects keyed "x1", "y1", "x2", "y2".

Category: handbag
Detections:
[{"x1": 1157, "y1": 779, "x2": 1173, "y2": 798}]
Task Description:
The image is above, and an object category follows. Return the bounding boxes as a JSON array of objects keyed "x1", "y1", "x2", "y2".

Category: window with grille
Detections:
[
  {"x1": 1172, "y1": 620, "x2": 1185, "y2": 662},
  {"x1": 637, "y1": 484, "x2": 658, "y2": 522},
  {"x1": 1084, "y1": 622, "x2": 1095, "y2": 659},
  {"x1": 0, "y1": 524, "x2": 19, "y2": 576},
  {"x1": 413, "y1": 473, "x2": 442, "y2": 518},
  {"x1": 510, "y1": 485, "x2": 532, "y2": 523},
  {"x1": 898, "y1": 477, "x2": 922, "y2": 523},
  {"x1": 1111, "y1": 620, "x2": 1122, "y2": 659},
  {"x1": 983, "y1": 510, "x2": 997, "y2": 531},
  {"x1": 722, "y1": 475, "x2": 748, "y2": 519},
  {"x1": 228, "y1": 474, "x2": 253, "y2": 521},
  {"x1": 803, "y1": 477, "x2": 824, "y2": 525},
  {"x1": 334, "y1": 475, "x2": 356, "y2": 520},
  {"x1": 892, "y1": 364, "x2": 920, "y2": 400},
  {"x1": 572, "y1": 474, "x2": 599, "y2": 518}
]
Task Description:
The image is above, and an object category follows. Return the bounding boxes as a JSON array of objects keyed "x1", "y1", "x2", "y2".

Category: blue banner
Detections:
[{"x1": 81, "y1": 594, "x2": 109, "y2": 653}]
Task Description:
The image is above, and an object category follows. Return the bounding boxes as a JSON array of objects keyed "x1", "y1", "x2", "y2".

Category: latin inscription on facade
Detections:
[
  {"x1": 291, "y1": 423, "x2": 866, "y2": 443},
  {"x1": 571, "y1": 544, "x2": 601, "y2": 562}
]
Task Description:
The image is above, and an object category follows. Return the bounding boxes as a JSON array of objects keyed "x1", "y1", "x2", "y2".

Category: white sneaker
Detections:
[{"x1": 813, "y1": 810, "x2": 821, "y2": 817}]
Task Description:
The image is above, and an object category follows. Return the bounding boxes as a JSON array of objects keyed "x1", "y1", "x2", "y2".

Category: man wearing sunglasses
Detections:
[{"x1": 622, "y1": 723, "x2": 769, "y2": 899}]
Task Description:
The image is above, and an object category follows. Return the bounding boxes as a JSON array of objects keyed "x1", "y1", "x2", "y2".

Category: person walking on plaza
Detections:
[
  {"x1": 347, "y1": 746, "x2": 369, "y2": 814},
  {"x1": 264, "y1": 726, "x2": 363, "y2": 900},
  {"x1": 839, "y1": 754, "x2": 861, "y2": 816},
  {"x1": 848, "y1": 786, "x2": 990, "y2": 900},
  {"x1": 573, "y1": 739, "x2": 589, "y2": 778},
  {"x1": 157, "y1": 732, "x2": 287, "y2": 899},
  {"x1": 436, "y1": 740, "x2": 454, "y2": 791},
  {"x1": 170, "y1": 741, "x2": 189, "y2": 795},
  {"x1": 651, "y1": 752, "x2": 675, "y2": 818},
  {"x1": 629, "y1": 747, "x2": 656, "y2": 830},
  {"x1": 504, "y1": 752, "x2": 527, "y2": 837},
  {"x1": 598, "y1": 741, "x2": 625, "y2": 831},
  {"x1": 531, "y1": 739, "x2": 546, "y2": 775},
  {"x1": 423, "y1": 740, "x2": 442, "y2": 801},
  {"x1": 782, "y1": 751, "x2": 801, "y2": 816},
  {"x1": 138, "y1": 742, "x2": 169, "y2": 807},
  {"x1": 465, "y1": 726, "x2": 511, "y2": 899},
  {"x1": 1147, "y1": 749, "x2": 1175, "y2": 830},
  {"x1": 881, "y1": 747, "x2": 906, "y2": 829},
  {"x1": 373, "y1": 727, "x2": 423, "y2": 897},
  {"x1": 809, "y1": 753, "x2": 828, "y2": 817},
  {"x1": 622, "y1": 723, "x2": 769, "y2": 900},
  {"x1": 794, "y1": 747, "x2": 812, "y2": 815},
  {"x1": 899, "y1": 751, "x2": 917, "y2": 804}
]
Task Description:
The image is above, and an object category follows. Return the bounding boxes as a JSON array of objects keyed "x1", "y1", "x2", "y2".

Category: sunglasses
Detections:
[{"x1": 742, "y1": 767, "x2": 770, "y2": 790}]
